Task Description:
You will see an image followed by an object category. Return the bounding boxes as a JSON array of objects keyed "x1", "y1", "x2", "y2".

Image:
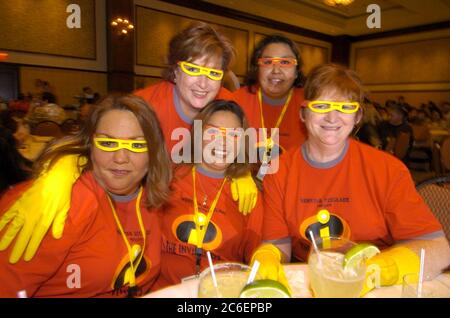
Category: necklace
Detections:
[
  {"x1": 106, "y1": 187, "x2": 146, "y2": 297},
  {"x1": 191, "y1": 166, "x2": 227, "y2": 273},
  {"x1": 196, "y1": 171, "x2": 209, "y2": 207}
]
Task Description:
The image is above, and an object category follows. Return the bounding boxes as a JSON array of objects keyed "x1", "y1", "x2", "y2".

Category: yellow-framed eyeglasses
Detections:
[
  {"x1": 257, "y1": 57, "x2": 297, "y2": 68},
  {"x1": 93, "y1": 137, "x2": 148, "y2": 153},
  {"x1": 204, "y1": 124, "x2": 242, "y2": 140},
  {"x1": 303, "y1": 100, "x2": 360, "y2": 114},
  {"x1": 178, "y1": 61, "x2": 224, "y2": 81}
]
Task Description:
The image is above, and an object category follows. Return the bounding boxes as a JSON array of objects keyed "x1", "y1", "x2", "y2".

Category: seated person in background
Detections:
[
  {"x1": 0, "y1": 94, "x2": 172, "y2": 297},
  {"x1": 440, "y1": 102, "x2": 450, "y2": 124},
  {"x1": 36, "y1": 80, "x2": 57, "y2": 105},
  {"x1": 355, "y1": 99, "x2": 382, "y2": 148},
  {"x1": 0, "y1": 127, "x2": 32, "y2": 194},
  {"x1": 428, "y1": 109, "x2": 448, "y2": 130},
  {"x1": 251, "y1": 63, "x2": 450, "y2": 296},
  {"x1": 79, "y1": 101, "x2": 93, "y2": 123},
  {"x1": 375, "y1": 105, "x2": 389, "y2": 122},
  {"x1": 378, "y1": 103, "x2": 413, "y2": 161},
  {"x1": 83, "y1": 86, "x2": 94, "y2": 103}
]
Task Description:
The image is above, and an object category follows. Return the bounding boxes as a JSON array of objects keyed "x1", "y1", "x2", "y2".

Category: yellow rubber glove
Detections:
[
  {"x1": 0, "y1": 154, "x2": 86, "y2": 263},
  {"x1": 230, "y1": 172, "x2": 258, "y2": 215},
  {"x1": 361, "y1": 246, "x2": 420, "y2": 296},
  {"x1": 250, "y1": 244, "x2": 292, "y2": 294}
]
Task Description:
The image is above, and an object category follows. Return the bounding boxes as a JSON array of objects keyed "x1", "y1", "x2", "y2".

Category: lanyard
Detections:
[
  {"x1": 106, "y1": 187, "x2": 146, "y2": 296},
  {"x1": 257, "y1": 87, "x2": 293, "y2": 149},
  {"x1": 191, "y1": 166, "x2": 227, "y2": 273},
  {"x1": 256, "y1": 88, "x2": 293, "y2": 180}
]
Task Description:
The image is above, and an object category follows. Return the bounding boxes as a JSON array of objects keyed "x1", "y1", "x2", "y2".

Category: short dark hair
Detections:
[{"x1": 245, "y1": 34, "x2": 305, "y2": 91}]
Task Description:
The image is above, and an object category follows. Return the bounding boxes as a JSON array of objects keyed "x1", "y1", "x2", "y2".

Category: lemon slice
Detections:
[
  {"x1": 343, "y1": 243, "x2": 380, "y2": 270},
  {"x1": 239, "y1": 279, "x2": 291, "y2": 298}
]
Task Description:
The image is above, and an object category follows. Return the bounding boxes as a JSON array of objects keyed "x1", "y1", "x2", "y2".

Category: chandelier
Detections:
[
  {"x1": 324, "y1": 0, "x2": 354, "y2": 6},
  {"x1": 111, "y1": 17, "x2": 134, "y2": 35}
]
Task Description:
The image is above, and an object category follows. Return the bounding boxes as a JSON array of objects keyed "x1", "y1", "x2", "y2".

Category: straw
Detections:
[
  {"x1": 247, "y1": 260, "x2": 260, "y2": 284},
  {"x1": 206, "y1": 251, "x2": 218, "y2": 288},
  {"x1": 417, "y1": 248, "x2": 425, "y2": 298},
  {"x1": 206, "y1": 251, "x2": 223, "y2": 297},
  {"x1": 309, "y1": 230, "x2": 322, "y2": 267}
]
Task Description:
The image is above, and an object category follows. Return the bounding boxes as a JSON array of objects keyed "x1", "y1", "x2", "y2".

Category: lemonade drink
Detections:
[
  {"x1": 198, "y1": 263, "x2": 250, "y2": 298},
  {"x1": 308, "y1": 237, "x2": 366, "y2": 298},
  {"x1": 309, "y1": 251, "x2": 366, "y2": 297}
]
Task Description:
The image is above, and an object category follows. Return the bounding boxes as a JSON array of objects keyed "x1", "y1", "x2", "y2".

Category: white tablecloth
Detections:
[{"x1": 144, "y1": 264, "x2": 450, "y2": 298}]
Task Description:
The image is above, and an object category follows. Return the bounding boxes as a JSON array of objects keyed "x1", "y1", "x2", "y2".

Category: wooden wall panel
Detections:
[
  {"x1": 0, "y1": 0, "x2": 96, "y2": 59},
  {"x1": 136, "y1": 6, "x2": 249, "y2": 76},
  {"x1": 354, "y1": 37, "x2": 450, "y2": 85},
  {"x1": 135, "y1": 76, "x2": 162, "y2": 91}
]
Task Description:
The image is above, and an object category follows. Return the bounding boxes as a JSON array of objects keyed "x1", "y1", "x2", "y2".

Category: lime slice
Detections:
[
  {"x1": 239, "y1": 279, "x2": 291, "y2": 298},
  {"x1": 343, "y1": 243, "x2": 380, "y2": 270}
]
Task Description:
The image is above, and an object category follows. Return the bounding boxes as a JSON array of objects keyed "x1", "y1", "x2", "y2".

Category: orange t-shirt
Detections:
[
  {"x1": 135, "y1": 81, "x2": 233, "y2": 154},
  {"x1": 262, "y1": 139, "x2": 442, "y2": 261},
  {"x1": 153, "y1": 165, "x2": 263, "y2": 290},
  {"x1": 0, "y1": 172, "x2": 161, "y2": 297},
  {"x1": 232, "y1": 86, "x2": 307, "y2": 153}
]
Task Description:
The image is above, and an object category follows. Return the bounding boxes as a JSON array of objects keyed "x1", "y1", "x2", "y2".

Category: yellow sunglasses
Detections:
[
  {"x1": 178, "y1": 61, "x2": 224, "y2": 81},
  {"x1": 257, "y1": 57, "x2": 297, "y2": 68},
  {"x1": 93, "y1": 137, "x2": 148, "y2": 153},
  {"x1": 303, "y1": 100, "x2": 360, "y2": 114},
  {"x1": 204, "y1": 124, "x2": 242, "y2": 140}
]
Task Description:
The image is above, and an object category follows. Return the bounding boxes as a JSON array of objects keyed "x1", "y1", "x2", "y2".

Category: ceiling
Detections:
[{"x1": 204, "y1": 0, "x2": 450, "y2": 36}]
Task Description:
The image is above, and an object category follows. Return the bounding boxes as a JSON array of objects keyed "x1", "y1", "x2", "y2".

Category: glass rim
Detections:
[{"x1": 198, "y1": 262, "x2": 250, "y2": 279}]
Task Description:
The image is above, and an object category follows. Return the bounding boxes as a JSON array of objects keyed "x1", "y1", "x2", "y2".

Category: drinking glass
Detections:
[
  {"x1": 308, "y1": 236, "x2": 366, "y2": 298},
  {"x1": 197, "y1": 262, "x2": 251, "y2": 298}
]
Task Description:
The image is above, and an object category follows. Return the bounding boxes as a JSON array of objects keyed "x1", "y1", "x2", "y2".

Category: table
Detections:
[
  {"x1": 144, "y1": 264, "x2": 450, "y2": 298},
  {"x1": 429, "y1": 129, "x2": 450, "y2": 143}
]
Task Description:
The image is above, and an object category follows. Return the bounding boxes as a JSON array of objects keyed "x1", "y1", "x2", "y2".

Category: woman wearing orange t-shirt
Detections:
[
  {"x1": 252, "y1": 64, "x2": 450, "y2": 295},
  {"x1": 153, "y1": 100, "x2": 263, "y2": 290},
  {"x1": 0, "y1": 95, "x2": 171, "y2": 297},
  {"x1": 232, "y1": 34, "x2": 307, "y2": 180}
]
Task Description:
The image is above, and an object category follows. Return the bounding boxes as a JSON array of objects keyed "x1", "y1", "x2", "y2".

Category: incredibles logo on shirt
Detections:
[
  {"x1": 256, "y1": 141, "x2": 284, "y2": 162},
  {"x1": 111, "y1": 249, "x2": 151, "y2": 291},
  {"x1": 299, "y1": 209, "x2": 351, "y2": 242},
  {"x1": 171, "y1": 214, "x2": 223, "y2": 251}
]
